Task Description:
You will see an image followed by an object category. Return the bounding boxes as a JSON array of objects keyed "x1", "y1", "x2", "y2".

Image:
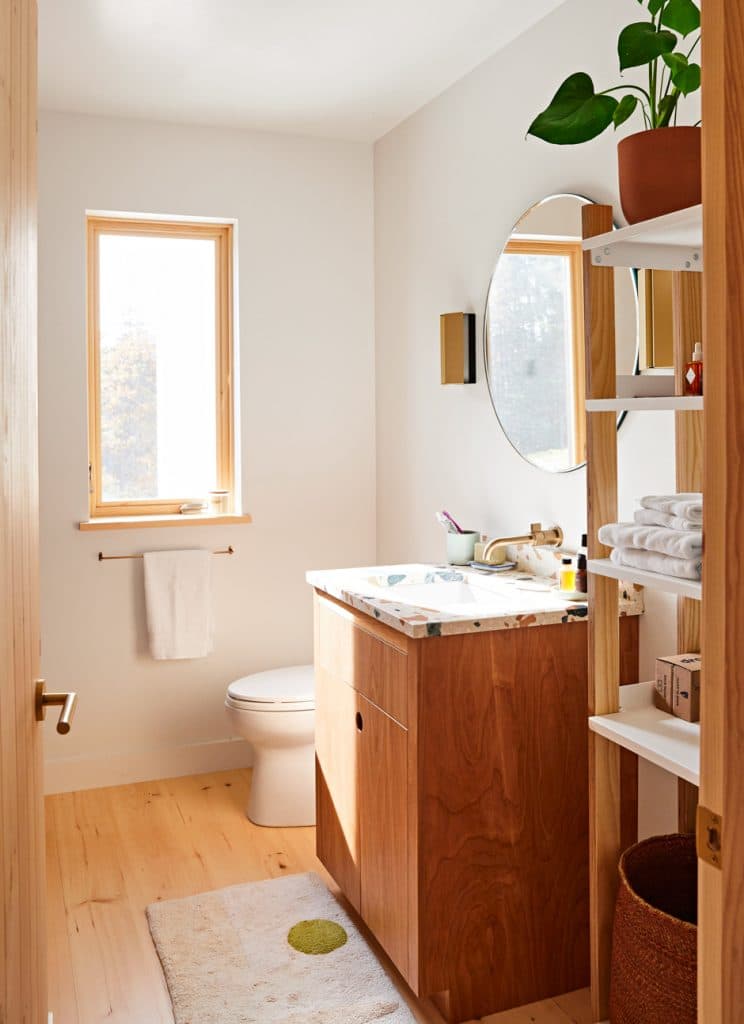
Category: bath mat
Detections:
[{"x1": 146, "y1": 871, "x2": 415, "y2": 1023}]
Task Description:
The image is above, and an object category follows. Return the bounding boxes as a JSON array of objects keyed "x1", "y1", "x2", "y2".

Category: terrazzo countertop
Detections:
[{"x1": 306, "y1": 562, "x2": 644, "y2": 639}]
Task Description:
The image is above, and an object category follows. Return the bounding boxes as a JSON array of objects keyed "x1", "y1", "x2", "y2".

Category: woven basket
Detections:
[{"x1": 610, "y1": 834, "x2": 697, "y2": 1023}]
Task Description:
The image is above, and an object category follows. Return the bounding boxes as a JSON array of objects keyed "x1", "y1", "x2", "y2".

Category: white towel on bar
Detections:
[
  {"x1": 610, "y1": 546, "x2": 702, "y2": 582},
  {"x1": 599, "y1": 522, "x2": 702, "y2": 559},
  {"x1": 633, "y1": 507, "x2": 702, "y2": 533},
  {"x1": 143, "y1": 549, "x2": 213, "y2": 660},
  {"x1": 639, "y1": 492, "x2": 703, "y2": 525}
]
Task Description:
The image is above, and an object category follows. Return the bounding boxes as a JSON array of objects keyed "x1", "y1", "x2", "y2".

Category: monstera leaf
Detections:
[
  {"x1": 529, "y1": 2, "x2": 701, "y2": 144},
  {"x1": 613, "y1": 95, "x2": 639, "y2": 129},
  {"x1": 638, "y1": 0, "x2": 700, "y2": 34},
  {"x1": 662, "y1": 52, "x2": 701, "y2": 94},
  {"x1": 528, "y1": 73, "x2": 618, "y2": 145},
  {"x1": 660, "y1": 0, "x2": 700, "y2": 36},
  {"x1": 619, "y1": 23, "x2": 677, "y2": 70}
]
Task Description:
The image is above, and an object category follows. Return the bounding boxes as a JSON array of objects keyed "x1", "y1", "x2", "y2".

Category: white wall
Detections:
[
  {"x1": 374, "y1": 0, "x2": 701, "y2": 829},
  {"x1": 39, "y1": 111, "x2": 375, "y2": 793}
]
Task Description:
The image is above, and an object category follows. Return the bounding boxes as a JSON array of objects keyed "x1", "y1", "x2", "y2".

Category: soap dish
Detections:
[{"x1": 555, "y1": 588, "x2": 588, "y2": 602}]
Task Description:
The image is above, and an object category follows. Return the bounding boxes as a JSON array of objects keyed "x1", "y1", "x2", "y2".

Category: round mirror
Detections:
[{"x1": 484, "y1": 194, "x2": 638, "y2": 473}]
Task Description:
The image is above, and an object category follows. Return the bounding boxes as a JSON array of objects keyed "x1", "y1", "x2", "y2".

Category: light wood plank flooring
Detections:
[{"x1": 46, "y1": 768, "x2": 591, "y2": 1024}]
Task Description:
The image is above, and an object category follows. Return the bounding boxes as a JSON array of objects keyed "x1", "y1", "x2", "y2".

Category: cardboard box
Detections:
[
  {"x1": 670, "y1": 653, "x2": 701, "y2": 723},
  {"x1": 654, "y1": 657, "x2": 674, "y2": 714}
]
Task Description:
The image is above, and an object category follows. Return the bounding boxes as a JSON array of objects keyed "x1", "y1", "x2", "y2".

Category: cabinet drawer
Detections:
[{"x1": 316, "y1": 596, "x2": 408, "y2": 726}]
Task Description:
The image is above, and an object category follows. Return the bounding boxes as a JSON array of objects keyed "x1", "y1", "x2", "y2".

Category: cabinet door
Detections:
[
  {"x1": 359, "y1": 695, "x2": 409, "y2": 980},
  {"x1": 315, "y1": 665, "x2": 361, "y2": 911}
]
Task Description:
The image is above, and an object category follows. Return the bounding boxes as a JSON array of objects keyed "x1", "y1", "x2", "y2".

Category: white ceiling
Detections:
[{"x1": 39, "y1": 0, "x2": 566, "y2": 142}]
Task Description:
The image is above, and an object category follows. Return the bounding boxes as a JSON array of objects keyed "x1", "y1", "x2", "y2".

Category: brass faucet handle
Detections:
[{"x1": 530, "y1": 522, "x2": 542, "y2": 534}]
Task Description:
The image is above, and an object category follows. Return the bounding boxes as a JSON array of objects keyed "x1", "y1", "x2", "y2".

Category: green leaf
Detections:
[
  {"x1": 673, "y1": 61, "x2": 701, "y2": 94},
  {"x1": 661, "y1": 53, "x2": 700, "y2": 94},
  {"x1": 647, "y1": 0, "x2": 664, "y2": 13},
  {"x1": 657, "y1": 92, "x2": 680, "y2": 126},
  {"x1": 618, "y1": 22, "x2": 677, "y2": 70},
  {"x1": 613, "y1": 94, "x2": 639, "y2": 129},
  {"x1": 661, "y1": 0, "x2": 700, "y2": 36},
  {"x1": 527, "y1": 73, "x2": 618, "y2": 145},
  {"x1": 662, "y1": 51, "x2": 688, "y2": 73}
]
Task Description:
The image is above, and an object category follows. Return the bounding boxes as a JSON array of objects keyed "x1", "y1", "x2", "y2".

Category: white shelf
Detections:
[
  {"x1": 586, "y1": 396, "x2": 703, "y2": 412},
  {"x1": 582, "y1": 204, "x2": 702, "y2": 272},
  {"x1": 588, "y1": 558, "x2": 702, "y2": 600},
  {"x1": 589, "y1": 682, "x2": 700, "y2": 785}
]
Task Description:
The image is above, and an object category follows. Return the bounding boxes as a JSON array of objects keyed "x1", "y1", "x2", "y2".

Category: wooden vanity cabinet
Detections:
[{"x1": 313, "y1": 591, "x2": 639, "y2": 1022}]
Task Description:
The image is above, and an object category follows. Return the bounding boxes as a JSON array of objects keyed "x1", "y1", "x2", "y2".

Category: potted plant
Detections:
[{"x1": 528, "y1": 0, "x2": 701, "y2": 224}]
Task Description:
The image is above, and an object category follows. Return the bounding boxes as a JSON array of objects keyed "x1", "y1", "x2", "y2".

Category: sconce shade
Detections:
[{"x1": 440, "y1": 312, "x2": 476, "y2": 384}]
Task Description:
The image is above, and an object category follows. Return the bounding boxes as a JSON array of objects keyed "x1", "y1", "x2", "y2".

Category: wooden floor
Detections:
[{"x1": 46, "y1": 768, "x2": 592, "y2": 1024}]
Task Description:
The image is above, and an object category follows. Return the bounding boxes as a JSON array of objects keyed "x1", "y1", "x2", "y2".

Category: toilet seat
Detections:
[{"x1": 226, "y1": 665, "x2": 315, "y2": 712}]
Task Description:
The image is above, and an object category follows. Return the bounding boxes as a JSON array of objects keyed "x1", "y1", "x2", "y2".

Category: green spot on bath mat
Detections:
[{"x1": 287, "y1": 918, "x2": 348, "y2": 955}]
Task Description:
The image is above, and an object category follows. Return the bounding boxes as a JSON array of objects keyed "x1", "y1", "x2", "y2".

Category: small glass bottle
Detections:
[
  {"x1": 684, "y1": 342, "x2": 703, "y2": 396},
  {"x1": 560, "y1": 556, "x2": 576, "y2": 592},
  {"x1": 576, "y1": 534, "x2": 588, "y2": 594}
]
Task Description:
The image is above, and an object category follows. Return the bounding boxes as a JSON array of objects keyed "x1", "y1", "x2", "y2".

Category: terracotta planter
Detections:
[{"x1": 618, "y1": 126, "x2": 701, "y2": 224}]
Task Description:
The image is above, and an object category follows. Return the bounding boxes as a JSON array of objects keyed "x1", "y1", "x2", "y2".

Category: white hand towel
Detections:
[
  {"x1": 610, "y1": 546, "x2": 702, "y2": 582},
  {"x1": 639, "y1": 493, "x2": 702, "y2": 525},
  {"x1": 633, "y1": 508, "x2": 702, "y2": 533},
  {"x1": 143, "y1": 549, "x2": 213, "y2": 660},
  {"x1": 598, "y1": 522, "x2": 702, "y2": 559}
]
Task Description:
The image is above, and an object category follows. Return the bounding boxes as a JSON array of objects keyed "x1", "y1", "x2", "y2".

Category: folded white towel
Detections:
[
  {"x1": 610, "y1": 547, "x2": 702, "y2": 582},
  {"x1": 639, "y1": 493, "x2": 702, "y2": 525},
  {"x1": 599, "y1": 522, "x2": 702, "y2": 559},
  {"x1": 633, "y1": 508, "x2": 702, "y2": 533},
  {"x1": 143, "y1": 549, "x2": 213, "y2": 660}
]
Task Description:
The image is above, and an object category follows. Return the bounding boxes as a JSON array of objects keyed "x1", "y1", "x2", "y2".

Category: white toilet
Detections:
[{"x1": 225, "y1": 664, "x2": 316, "y2": 827}]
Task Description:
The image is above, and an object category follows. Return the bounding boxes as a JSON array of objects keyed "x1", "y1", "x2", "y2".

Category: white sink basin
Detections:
[{"x1": 374, "y1": 579, "x2": 508, "y2": 615}]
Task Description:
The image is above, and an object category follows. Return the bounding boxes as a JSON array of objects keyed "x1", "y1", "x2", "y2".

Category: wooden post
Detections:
[
  {"x1": 700, "y1": 1, "x2": 744, "y2": 1020},
  {"x1": 672, "y1": 272, "x2": 703, "y2": 834},
  {"x1": 583, "y1": 204, "x2": 621, "y2": 1022}
]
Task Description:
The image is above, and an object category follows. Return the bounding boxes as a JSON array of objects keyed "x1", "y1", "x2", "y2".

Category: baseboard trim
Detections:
[{"x1": 44, "y1": 737, "x2": 253, "y2": 795}]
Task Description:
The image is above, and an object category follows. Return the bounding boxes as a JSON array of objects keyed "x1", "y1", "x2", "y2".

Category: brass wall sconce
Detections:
[{"x1": 440, "y1": 312, "x2": 476, "y2": 384}]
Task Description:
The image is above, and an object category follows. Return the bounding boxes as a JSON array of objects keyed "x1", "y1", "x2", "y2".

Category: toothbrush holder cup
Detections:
[{"x1": 446, "y1": 531, "x2": 479, "y2": 566}]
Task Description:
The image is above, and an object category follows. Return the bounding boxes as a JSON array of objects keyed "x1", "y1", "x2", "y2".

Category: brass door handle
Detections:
[{"x1": 35, "y1": 680, "x2": 77, "y2": 735}]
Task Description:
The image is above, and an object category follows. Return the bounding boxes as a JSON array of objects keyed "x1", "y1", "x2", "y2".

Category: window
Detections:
[
  {"x1": 86, "y1": 215, "x2": 235, "y2": 518},
  {"x1": 497, "y1": 236, "x2": 585, "y2": 469}
]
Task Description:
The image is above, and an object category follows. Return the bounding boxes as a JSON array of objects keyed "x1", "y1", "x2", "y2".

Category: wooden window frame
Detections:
[
  {"x1": 504, "y1": 236, "x2": 586, "y2": 465},
  {"x1": 86, "y1": 215, "x2": 235, "y2": 518}
]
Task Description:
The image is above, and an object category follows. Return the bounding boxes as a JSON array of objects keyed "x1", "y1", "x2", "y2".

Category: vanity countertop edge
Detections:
[{"x1": 306, "y1": 564, "x2": 644, "y2": 639}]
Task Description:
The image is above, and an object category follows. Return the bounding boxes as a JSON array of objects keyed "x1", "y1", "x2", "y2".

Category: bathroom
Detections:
[{"x1": 2, "y1": 0, "x2": 735, "y2": 1022}]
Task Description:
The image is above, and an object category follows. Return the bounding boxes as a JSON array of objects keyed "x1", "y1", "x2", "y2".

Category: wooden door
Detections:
[
  {"x1": 0, "y1": 1, "x2": 46, "y2": 1021},
  {"x1": 359, "y1": 695, "x2": 409, "y2": 980}
]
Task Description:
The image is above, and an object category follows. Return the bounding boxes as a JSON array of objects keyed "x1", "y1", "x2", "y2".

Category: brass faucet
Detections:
[{"x1": 482, "y1": 522, "x2": 564, "y2": 564}]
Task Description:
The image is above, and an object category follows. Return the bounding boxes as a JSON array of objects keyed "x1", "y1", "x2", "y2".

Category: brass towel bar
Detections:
[{"x1": 98, "y1": 546, "x2": 235, "y2": 561}]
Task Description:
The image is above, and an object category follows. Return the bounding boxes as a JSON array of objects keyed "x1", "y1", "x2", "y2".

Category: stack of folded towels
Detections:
[{"x1": 598, "y1": 493, "x2": 703, "y2": 581}]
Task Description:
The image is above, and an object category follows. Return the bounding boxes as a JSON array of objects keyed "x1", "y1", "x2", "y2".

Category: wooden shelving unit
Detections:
[{"x1": 583, "y1": 202, "x2": 705, "y2": 1022}]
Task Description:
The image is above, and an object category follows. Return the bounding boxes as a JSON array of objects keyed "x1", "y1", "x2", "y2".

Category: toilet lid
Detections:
[{"x1": 227, "y1": 664, "x2": 315, "y2": 707}]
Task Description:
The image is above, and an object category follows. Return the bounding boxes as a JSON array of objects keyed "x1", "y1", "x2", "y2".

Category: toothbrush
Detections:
[{"x1": 436, "y1": 510, "x2": 464, "y2": 534}]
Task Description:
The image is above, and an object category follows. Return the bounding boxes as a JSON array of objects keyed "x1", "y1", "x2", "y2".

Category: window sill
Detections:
[{"x1": 78, "y1": 513, "x2": 253, "y2": 531}]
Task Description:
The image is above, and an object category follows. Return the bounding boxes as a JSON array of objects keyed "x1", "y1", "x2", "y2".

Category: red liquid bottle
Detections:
[{"x1": 684, "y1": 342, "x2": 703, "y2": 396}]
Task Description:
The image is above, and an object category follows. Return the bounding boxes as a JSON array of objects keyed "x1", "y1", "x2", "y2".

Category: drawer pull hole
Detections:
[{"x1": 355, "y1": 711, "x2": 364, "y2": 732}]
